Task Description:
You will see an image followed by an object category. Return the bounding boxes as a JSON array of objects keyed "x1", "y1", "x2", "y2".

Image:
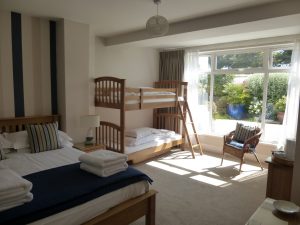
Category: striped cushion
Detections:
[
  {"x1": 233, "y1": 123, "x2": 257, "y2": 143},
  {"x1": 26, "y1": 122, "x2": 61, "y2": 153}
]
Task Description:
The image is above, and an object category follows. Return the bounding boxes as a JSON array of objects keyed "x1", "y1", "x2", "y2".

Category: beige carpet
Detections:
[{"x1": 131, "y1": 150, "x2": 267, "y2": 225}]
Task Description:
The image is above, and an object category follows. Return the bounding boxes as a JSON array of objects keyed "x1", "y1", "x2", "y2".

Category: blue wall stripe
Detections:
[
  {"x1": 11, "y1": 12, "x2": 25, "y2": 117},
  {"x1": 50, "y1": 21, "x2": 58, "y2": 115}
]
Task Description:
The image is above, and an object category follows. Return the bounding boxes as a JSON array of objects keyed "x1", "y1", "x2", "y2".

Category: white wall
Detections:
[
  {"x1": 56, "y1": 19, "x2": 90, "y2": 142},
  {"x1": 0, "y1": 11, "x2": 52, "y2": 118},
  {"x1": 93, "y1": 38, "x2": 159, "y2": 129}
]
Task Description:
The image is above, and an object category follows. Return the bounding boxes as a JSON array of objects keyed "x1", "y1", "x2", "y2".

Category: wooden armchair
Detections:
[{"x1": 221, "y1": 127, "x2": 263, "y2": 173}]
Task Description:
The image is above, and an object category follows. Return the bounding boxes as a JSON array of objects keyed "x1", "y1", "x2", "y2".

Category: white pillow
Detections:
[
  {"x1": 0, "y1": 143, "x2": 7, "y2": 160},
  {"x1": 3, "y1": 130, "x2": 73, "y2": 151},
  {"x1": 0, "y1": 134, "x2": 13, "y2": 149},
  {"x1": 125, "y1": 127, "x2": 155, "y2": 139},
  {"x1": 3, "y1": 131, "x2": 29, "y2": 149},
  {"x1": 58, "y1": 130, "x2": 73, "y2": 142}
]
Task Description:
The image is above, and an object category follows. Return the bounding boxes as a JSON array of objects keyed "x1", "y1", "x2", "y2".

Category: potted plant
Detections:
[
  {"x1": 274, "y1": 96, "x2": 286, "y2": 123},
  {"x1": 223, "y1": 83, "x2": 250, "y2": 120}
]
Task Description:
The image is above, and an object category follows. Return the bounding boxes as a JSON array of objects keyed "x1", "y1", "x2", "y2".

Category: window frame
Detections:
[
  {"x1": 193, "y1": 44, "x2": 293, "y2": 142},
  {"x1": 269, "y1": 46, "x2": 293, "y2": 70},
  {"x1": 215, "y1": 49, "x2": 265, "y2": 72}
]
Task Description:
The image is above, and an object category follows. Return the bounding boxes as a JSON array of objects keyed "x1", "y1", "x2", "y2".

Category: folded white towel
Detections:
[
  {"x1": 78, "y1": 150, "x2": 128, "y2": 168},
  {"x1": 0, "y1": 192, "x2": 33, "y2": 212},
  {"x1": 80, "y1": 162, "x2": 128, "y2": 177},
  {"x1": 0, "y1": 168, "x2": 32, "y2": 200}
]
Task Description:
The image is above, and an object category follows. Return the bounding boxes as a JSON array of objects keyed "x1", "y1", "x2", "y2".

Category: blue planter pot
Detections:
[{"x1": 227, "y1": 104, "x2": 246, "y2": 120}]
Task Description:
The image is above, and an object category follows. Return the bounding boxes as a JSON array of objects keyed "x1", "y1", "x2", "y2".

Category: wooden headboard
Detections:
[{"x1": 0, "y1": 115, "x2": 59, "y2": 133}]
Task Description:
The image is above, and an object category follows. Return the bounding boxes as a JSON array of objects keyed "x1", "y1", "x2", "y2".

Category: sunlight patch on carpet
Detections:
[
  {"x1": 158, "y1": 151, "x2": 236, "y2": 173},
  {"x1": 190, "y1": 174, "x2": 228, "y2": 186},
  {"x1": 146, "y1": 161, "x2": 191, "y2": 175},
  {"x1": 147, "y1": 150, "x2": 266, "y2": 183}
]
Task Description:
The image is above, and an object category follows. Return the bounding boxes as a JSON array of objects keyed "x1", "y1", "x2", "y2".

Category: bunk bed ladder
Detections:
[{"x1": 178, "y1": 99, "x2": 204, "y2": 158}]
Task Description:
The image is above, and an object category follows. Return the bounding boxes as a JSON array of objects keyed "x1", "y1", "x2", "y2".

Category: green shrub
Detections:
[
  {"x1": 246, "y1": 74, "x2": 264, "y2": 100},
  {"x1": 207, "y1": 74, "x2": 234, "y2": 97},
  {"x1": 222, "y1": 83, "x2": 250, "y2": 104},
  {"x1": 247, "y1": 73, "x2": 288, "y2": 103},
  {"x1": 268, "y1": 74, "x2": 288, "y2": 104},
  {"x1": 274, "y1": 96, "x2": 286, "y2": 112},
  {"x1": 215, "y1": 96, "x2": 227, "y2": 115}
]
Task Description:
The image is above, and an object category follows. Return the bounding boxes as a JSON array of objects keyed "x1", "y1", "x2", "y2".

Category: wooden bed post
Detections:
[
  {"x1": 120, "y1": 79, "x2": 125, "y2": 154},
  {"x1": 180, "y1": 83, "x2": 188, "y2": 151}
]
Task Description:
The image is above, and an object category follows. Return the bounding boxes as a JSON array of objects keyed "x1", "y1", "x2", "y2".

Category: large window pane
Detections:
[
  {"x1": 264, "y1": 73, "x2": 289, "y2": 143},
  {"x1": 216, "y1": 52, "x2": 263, "y2": 70},
  {"x1": 211, "y1": 73, "x2": 263, "y2": 135},
  {"x1": 272, "y1": 49, "x2": 293, "y2": 68},
  {"x1": 185, "y1": 54, "x2": 211, "y2": 134}
]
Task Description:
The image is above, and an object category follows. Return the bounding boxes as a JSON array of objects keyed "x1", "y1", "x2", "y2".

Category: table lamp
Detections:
[{"x1": 80, "y1": 115, "x2": 100, "y2": 145}]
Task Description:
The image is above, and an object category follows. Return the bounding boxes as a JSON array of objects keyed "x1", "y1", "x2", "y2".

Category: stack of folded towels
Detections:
[
  {"x1": 0, "y1": 168, "x2": 33, "y2": 212},
  {"x1": 79, "y1": 150, "x2": 128, "y2": 177}
]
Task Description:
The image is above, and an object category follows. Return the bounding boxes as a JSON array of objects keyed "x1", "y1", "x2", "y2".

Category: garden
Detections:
[{"x1": 211, "y1": 73, "x2": 288, "y2": 124}]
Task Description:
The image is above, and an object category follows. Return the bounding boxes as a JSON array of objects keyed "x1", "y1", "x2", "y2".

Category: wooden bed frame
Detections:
[
  {"x1": 0, "y1": 115, "x2": 157, "y2": 225},
  {"x1": 94, "y1": 77, "x2": 188, "y2": 164}
]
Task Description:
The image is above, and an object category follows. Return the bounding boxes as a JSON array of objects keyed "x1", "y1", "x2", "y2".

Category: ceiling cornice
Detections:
[{"x1": 102, "y1": 0, "x2": 300, "y2": 46}]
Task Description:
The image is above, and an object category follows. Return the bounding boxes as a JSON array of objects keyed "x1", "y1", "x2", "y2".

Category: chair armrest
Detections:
[
  {"x1": 243, "y1": 131, "x2": 263, "y2": 150},
  {"x1": 224, "y1": 130, "x2": 235, "y2": 144}
]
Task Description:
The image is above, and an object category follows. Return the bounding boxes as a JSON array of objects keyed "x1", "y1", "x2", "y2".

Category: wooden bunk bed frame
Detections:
[
  {"x1": 94, "y1": 76, "x2": 188, "y2": 164},
  {"x1": 0, "y1": 115, "x2": 157, "y2": 225}
]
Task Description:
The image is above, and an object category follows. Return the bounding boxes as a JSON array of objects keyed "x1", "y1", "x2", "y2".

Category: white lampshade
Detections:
[{"x1": 80, "y1": 115, "x2": 100, "y2": 128}]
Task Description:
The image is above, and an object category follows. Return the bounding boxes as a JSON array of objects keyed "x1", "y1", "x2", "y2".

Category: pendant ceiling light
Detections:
[{"x1": 146, "y1": 0, "x2": 169, "y2": 37}]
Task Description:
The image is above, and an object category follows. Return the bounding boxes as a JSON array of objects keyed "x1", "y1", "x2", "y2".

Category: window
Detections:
[
  {"x1": 271, "y1": 49, "x2": 293, "y2": 68},
  {"x1": 216, "y1": 52, "x2": 263, "y2": 70},
  {"x1": 186, "y1": 46, "x2": 293, "y2": 143}
]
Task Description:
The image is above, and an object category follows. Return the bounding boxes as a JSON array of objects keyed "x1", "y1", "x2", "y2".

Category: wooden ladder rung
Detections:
[
  {"x1": 192, "y1": 144, "x2": 201, "y2": 148},
  {"x1": 185, "y1": 122, "x2": 194, "y2": 124},
  {"x1": 188, "y1": 132, "x2": 198, "y2": 136}
]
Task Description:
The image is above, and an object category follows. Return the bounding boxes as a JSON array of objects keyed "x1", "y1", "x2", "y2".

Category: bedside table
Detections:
[{"x1": 73, "y1": 143, "x2": 106, "y2": 153}]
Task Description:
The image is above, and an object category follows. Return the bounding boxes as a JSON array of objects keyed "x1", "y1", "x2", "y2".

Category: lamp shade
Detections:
[
  {"x1": 80, "y1": 115, "x2": 100, "y2": 128},
  {"x1": 146, "y1": 15, "x2": 169, "y2": 36}
]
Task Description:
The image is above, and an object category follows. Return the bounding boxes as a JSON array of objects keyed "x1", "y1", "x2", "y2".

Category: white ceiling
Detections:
[
  {"x1": 1, "y1": 0, "x2": 299, "y2": 48},
  {"x1": 0, "y1": 0, "x2": 281, "y2": 36}
]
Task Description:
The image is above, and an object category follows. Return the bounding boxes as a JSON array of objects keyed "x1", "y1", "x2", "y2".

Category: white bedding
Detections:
[
  {"x1": 0, "y1": 147, "x2": 148, "y2": 225},
  {"x1": 125, "y1": 133, "x2": 182, "y2": 154},
  {"x1": 125, "y1": 97, "x2": 177, "y2": 105}
]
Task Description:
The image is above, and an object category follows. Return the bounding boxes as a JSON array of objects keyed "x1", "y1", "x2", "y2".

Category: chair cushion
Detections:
[
  {"x1": 227, "y1": 140, "x2": 244, "y2": 149},
  {"x1": 227, "y1": 140, "x2": 255, "y2": 152},
  {"x1": 233, "y1": 123, "x2": 257, "y2": 143}
]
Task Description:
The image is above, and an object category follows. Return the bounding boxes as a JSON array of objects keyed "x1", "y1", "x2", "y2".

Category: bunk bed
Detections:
[{"x1": 94, "y1": 76, "x2": 188, "y2": 163}]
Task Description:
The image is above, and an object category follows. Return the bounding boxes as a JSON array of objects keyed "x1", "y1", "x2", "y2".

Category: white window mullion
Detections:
[
  {"x1": 209, "y1": 53, "x2": 216, "y2": 133},
  {"x1": 261, "y1": 48, "x2": 271, "y2": 139}
]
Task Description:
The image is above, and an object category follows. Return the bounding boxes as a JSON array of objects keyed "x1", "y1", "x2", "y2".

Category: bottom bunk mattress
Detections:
[
  {"x1": 0, "y1": 148, "x2": 150, "y2": 225},
  {"x1": 125, "y1": 132, "x2": 182, "y2": 155}
]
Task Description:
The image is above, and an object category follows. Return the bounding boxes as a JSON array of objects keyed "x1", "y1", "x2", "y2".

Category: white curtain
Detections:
[
  {"x1": 280, "y1": 40, "x2": 300, "y2": 160},
  {"x1": 184, "y1": 50, "x2": 211, "y2": 134}
]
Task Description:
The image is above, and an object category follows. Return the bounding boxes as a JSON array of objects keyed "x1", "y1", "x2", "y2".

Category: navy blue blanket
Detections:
[{"x1": 0, "y1": 163, "x2": 152, "y2": 225}]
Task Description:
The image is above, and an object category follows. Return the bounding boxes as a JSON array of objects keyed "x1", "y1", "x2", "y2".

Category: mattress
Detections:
[
  {"x1": 125, "y1": 133, "x2": 182, "y2": 154},
  {"x1": 0, "y1": 147, "x2": 148, "y2": 225},
  {"x1": 125, "y1": 96, "x2": 184, "y2": 105},
  {"x1": 125, "y1": 97, "x2": 177, "y2": 105}
]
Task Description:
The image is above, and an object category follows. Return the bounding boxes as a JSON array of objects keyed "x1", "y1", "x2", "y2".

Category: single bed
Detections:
[
  {"x1": 0, "y1": 115, "x2": 157, "y2": 225},
  {"x1": 94, "y1": 77, "x2": 188, "y2": 164}
]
